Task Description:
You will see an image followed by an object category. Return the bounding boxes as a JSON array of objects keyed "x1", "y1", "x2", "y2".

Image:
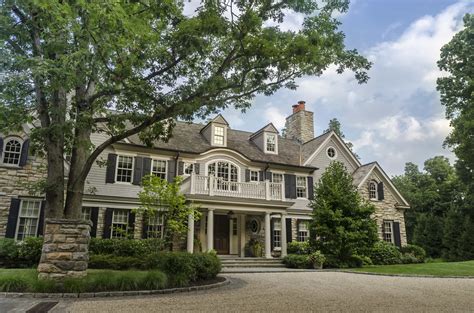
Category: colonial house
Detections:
[{"x1": 0, "y1": 101, "x2": 410, "y2": 258}]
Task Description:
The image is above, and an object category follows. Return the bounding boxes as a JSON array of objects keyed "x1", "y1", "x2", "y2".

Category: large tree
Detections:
[{"x1": 0, "y1": 0, "x2": 370, "y2": 221}]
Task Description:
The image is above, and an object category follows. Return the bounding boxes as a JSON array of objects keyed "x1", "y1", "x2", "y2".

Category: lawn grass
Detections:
[{"x1": 351, "y1": 260, "x2": 474, "y2": 277}]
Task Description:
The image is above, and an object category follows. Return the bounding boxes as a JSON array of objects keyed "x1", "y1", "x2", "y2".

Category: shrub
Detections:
[
  {"x1": 89, "y1": 254, "x2": 145, "y2": 270},
  {"x1": 283, "y1": 254, "x2": 310, "y2": 269},
  {"x1": 17, "y1": 237, "x2": 43, "y2": 265},
  {"x1": 308, "y1": 251, "x2": 326, "y2": 268},
  {"x1": 0, "y1": 275, "x2": 29, "y2": 292},
  {"x1": 89, "y1": 238, "x2": 165, "y2": 257},
  {"x1": 287, "y1": 241, "x2": 311, "y2": 255},
  {"x1": 143, "y1": 270, "x2": 168, "y2": 290},
  {"x1": 0, "y1": 239, "x2": 19, "y2": 267},
  {"x1": 0, "y1": 238, "x2": 43, "y2": 268},
  {"x1": 400, "y1": 244, "x2": 426, "y2": 263},
  {"x1": 192, "y1": 253, "x2": 222, "y2": 281},
  {"x1": 370, "y1": 241, "x2": 402, "y2": 265},
  {"x1": 153, "y1": 252, "x2": 196, "y2": 286}
]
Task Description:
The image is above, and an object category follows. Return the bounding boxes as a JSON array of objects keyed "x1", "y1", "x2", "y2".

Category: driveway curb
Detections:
[
  {"x1": 0, "y1": 276, "x2": 230, "y2": 299},
  {"x1": 338, "y1": 270, "x2": 474, "y2": 279}
]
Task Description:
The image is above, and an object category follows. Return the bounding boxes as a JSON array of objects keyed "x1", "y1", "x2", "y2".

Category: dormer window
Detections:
[
  {"x1": 213, "y1": 126, "x2": 225, "y2": 145},
  {"x1": 265, "y1": 133, "x2": 277, "y2": 154}
]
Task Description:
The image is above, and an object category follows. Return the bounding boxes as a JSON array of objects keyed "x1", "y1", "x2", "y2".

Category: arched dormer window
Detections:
[
  {"x1": 3, "y1": 138, "x2": 22, "y2": 165},
  {"x1": 369, "y1": 181, "x2": 377, "y2": 200}
]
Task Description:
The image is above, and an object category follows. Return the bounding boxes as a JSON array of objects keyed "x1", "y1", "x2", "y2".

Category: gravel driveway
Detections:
[{"x1": 47, "y1": 272, "x2": 474, "y2": 312}]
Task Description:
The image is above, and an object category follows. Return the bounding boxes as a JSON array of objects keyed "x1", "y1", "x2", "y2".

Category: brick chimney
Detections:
[{"x1": 284, "y1": 100, "x2": 314, "y2": 143}]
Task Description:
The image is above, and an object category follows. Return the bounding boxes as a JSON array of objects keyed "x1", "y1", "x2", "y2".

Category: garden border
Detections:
[
  {"x1": 338, "y1": 270, "x2": 474, "y2": 279},
  {"x1": 0, "y1": 276, "x2": 230, "y2": 299}
]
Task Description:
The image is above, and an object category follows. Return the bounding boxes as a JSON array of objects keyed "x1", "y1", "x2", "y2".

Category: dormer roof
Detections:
[
  {"x1": 249, "y1": 123, "x2": 279, "y2": 140},
  {"x1": 200, "y1": 114, "x2": 229, "y2": 133}
]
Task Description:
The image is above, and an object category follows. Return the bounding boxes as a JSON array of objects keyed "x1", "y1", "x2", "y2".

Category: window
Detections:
[
  {"x1": 232, "y1": 218, "x2": 238, "y2": 236},
  {"x1": 184, "y1": 163, "x2": 194, "y2": 175},
  {"x1": 272, "y1": 173, "x2": 283, "y2": 184},
  {"x1": 81, "y1": 207, "x2": 92, "y2": 221},
  {"x1": 265, "y1": 133, "x2": 277, "y2": 153},
  {"x1": 327, "y1": 147, "x2": 336, "y2": 159},
  {"x1": 147, "y1": 213, "x2": 164, "y2": 239},
  {"x1": 383, "y1": 221, "x2": 394, "y2": 243},
  {"x1": 249, "y1": 170, "x2": 259, "y2": 182},
  {"x1": 297, "y1": 221, "x2": 309, "y2": 242},
  {"x1": 3, "y1": 139, "x2": 22, "y2": 165},
  {"x1": 213, "y1": 126, "x2": 225, "y2": 145},
  {"x1": 151, "y1": 159, "x2": 167, "y2": 179},
  {"x1": 111, "y1": 209, "x2": 129, "y2": 239},
  {"x1": 116, "y1": 155, "x2": 133, "y2": 183},
  {"x1": 250, "y1": 218, "x2": 260, "y2": 234},
  {"x1": 296, "y1": 176, "x2": 307, "y2": 198},
  {"x1": 16, "y1": 200, "x2": 41, "y2": 240},
  {"x1": 208, "y1": 161, "x2": 238, "y2": 191},
  {"x1": 273, "y1": 220, "x2": 281, "y2": 248},
  {"x1": 369, "y1": 181, "x2": 377, "y2": 200}
]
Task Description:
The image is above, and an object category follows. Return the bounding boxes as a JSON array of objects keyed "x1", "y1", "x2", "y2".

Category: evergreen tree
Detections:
[
  {"x1": 412, "y1": 213, "x2": 444, "y2": 258},
  {"x1": 442, "y1": 207, "x2": 465, "y2": 261},
  {"x1": 324, "y1": 118, "x2": 358, "y2": 158},
  {"x1": 310, "y1": 161, "x2": 378, "y2": 267}
]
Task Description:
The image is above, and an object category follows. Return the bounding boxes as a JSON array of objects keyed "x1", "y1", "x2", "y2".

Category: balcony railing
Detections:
[{"x1": 183, "y1": 174, "x2": 285, "y2": 201}]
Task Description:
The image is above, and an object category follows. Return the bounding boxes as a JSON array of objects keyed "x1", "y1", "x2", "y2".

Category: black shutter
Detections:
[
  {"x1": 286, "y1": 218, "x2": 292, "y2": 243},
  {"x1": 90, "y1": 207, "x2": 99, "y2": 238},
  {"x1": 259, "y1": 171, "x2": 265, "y2": 181},
  {"x1": 270, "y1": 219, "x2": 275, "y2": 250},
  {"x1": 245, "y1": 169, "x2": 250, "y2": 182},
  {"x1": 284, "y1": 174, "x2": 296, "y2": 199},
  {"x1": 103, "y1": 208, "x2": 114, "y2": 239},
  {"x1": 167, "y1": 159, "x2": 176, "y2": 182},
  {"x1": 36, "y1": 200, "x2": 46, "y2": 236},
  {"x1": 265, "y1": 171, "x2": 272, "y2": 181},
  {"x1": 381, "y1": 220, "x2": 385, "y2": 240},
  {"x1": 142, "y1": 157, "x2": 152, "y2": 177},
  {"x1": 128, "y1": 211, "x2": 136, "y2": 238},
  {"x1": 5, "y1": 198, "x2": 21, "y2": 238},
  {"x1": 307, "y1": 176, "x2": 314, "y2": 200},
  {"x1": 132, "y1": 157, "x2": 144, "y2": 185},
  {"x1": 19, "y1": 139, "x2": 29, "y2": 166},
  {"x1": 105, "y1": 154, "x2": 117, "y2": 183},
  {"x1": 393, "y1": 222, "x2": 401, "y2": 248},
  {"x1": 142, "y1": 212, "x2": 149, "y2": 239},
  {"x1": 0, "y1": 137, "x2": 3, "y2": 156},
  {"x1": 377, "y1": 182, "x2": 385, "y2": 200},
  {"x1": 194, "y1": 163, "x2": 200, "y2": 175},
  {"x1": 178, "y1": 161, "x2": 184, "y2": 175}
]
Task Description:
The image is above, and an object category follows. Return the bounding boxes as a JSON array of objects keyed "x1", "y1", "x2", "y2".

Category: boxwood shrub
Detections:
[
  {"x1": 400, "y1": 244, "x2": 426, "y2": 263},
  {"x1": 89, "y1": 238, "x2": 165, "y2": 257},
  {"x1": 287, "y1": 241, "x2": 311, "y2": 255},
  {"x1": 370, "y1": 241, "x2": 402, "y2": 265},
  {"x1": 0, "y1": 238, "x2": 43, "y2": 268},
  {"x1": 283, "y1": 254, "x2": 311, "y2": 269}
]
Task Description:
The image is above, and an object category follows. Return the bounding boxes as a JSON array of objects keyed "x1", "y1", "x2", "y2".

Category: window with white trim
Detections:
[
  {"x1": 116, "y1": 155, "x2": 133, "y2": 183},
  {"x1": 297, "y1": 221, "x2": 309, "y2": 242},
  {"x1": 151, "y1": 159, "x2": 167, "y2": 179},
  {"x1": 249, "y1": 170, "x2": 259, "y2": 182},
  {"x1": 265, "y1": 133, "x2": 277, "y2": 153},
  {"x1": 369, "y1": 181, "x2": 377, "y2": 200},
  {"x1": 296, "y1": 176, "x2": 307, "y2": 198},
  {"x1": 3, "y1": 138, "x2": 22, "y2": 165},
  {"x1": 272, "y1": 173, "x2": 283, "y2": 184},
  {"x1": 213, "y1": 126, "x2": 225, "y2": 145},
  {"x1": 81, "y1": 207, "x2": 92, "y2": 222},
  {"x1": 327, "y1": 147, "x2": 336, "y2": 159},
  {"x1": 383, "y1": 221, "x2": 394, "y2": 243},
  {"x1": 208, "y1": 161, "x2": 238, "y2": 191},
  {"x1": 273, "y1": 220, "x2": 281, "y2": 249},
  {"x1": 15, "y1": 200, "x2": 41, "y2": 240},
  {"x1": 147, "y1": 213, "x2": 164, "y2": 239},
  {"x1": 111, "y1": 209, "x2": 129, "y2": 239},
  {"x1": 183, "y1": 162, "x2": 194, "y2": 175}
]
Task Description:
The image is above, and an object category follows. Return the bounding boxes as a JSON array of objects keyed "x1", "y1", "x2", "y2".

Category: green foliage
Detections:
[
  {"x1": 310, "y1": 161, "x2": 378, "y2": 267},
  {"x1": 0, "y1": 238, "x2": 43, "y2": 268},
  {"x1": 287, "y1": 241, "x2": 311, "y2": 255},
  {"x1": 89, "y1": 238, "x2": 165, "y2": 257},
  {"x1": 412, "y1": 213, "x2": 444, "y2": 258},
  {"x1": 400, "y1": 244, "x2": 426, "y2": 263},
  {"x1": 17, "y1": 237, "x2": 43, "y2": 264},
  {"x1": 89, "y1": 254, "x2": 144, "y2": 270},
  {"x1": 369, "y1": 241, "x2": 402, "y2": 265},
  {"x1": 283, "y1": 254, "x2": 311, "y2": 269},
  {"x1": 308, "y1": 251, "x2": 326, "y2": 267},
  {"x1": 245, "y1": 238, "x2": 264, "y2": 257},
  {"x1": 191, "y1": 253, "x2": 222, "y2": 281}
]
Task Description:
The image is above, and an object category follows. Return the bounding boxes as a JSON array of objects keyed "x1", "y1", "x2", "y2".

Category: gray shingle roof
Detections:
[
  {"x1": 352, "y1": 162, "x2": 377, "y2": 186},
  {"x1": 301, "y1": 131, "x2": 332, "y2": 162},
  {"x1": 127, "y1": 121, "x2": 314, "y2": 169}
]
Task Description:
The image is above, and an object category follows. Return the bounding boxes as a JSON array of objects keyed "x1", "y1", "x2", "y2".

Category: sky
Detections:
[{"x1": 193, "y1": 0, "x2": 473, "y2": 176}]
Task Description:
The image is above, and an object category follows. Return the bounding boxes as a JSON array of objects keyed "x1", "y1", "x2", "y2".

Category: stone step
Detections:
[
  {"x1": 222, "y1": 263, "x2": 286, "y2": 268},
  {"x1": 221, "y1": 260, "x2": 283, "y2": 264}
]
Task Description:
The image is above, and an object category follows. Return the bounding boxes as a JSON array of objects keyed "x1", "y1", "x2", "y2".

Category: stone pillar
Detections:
[
  {"x1": 37, "y1": 219, "x2": 91, "y2": 280},
  {"x1": 264, "y1": 212, "x2": 271, "y2": 259},
  {"x1": 281, "y1": 214, "x2": 287, "y2": 257},
  {"x1": 240, "y1": 214, "x2": 246, "y2": 258},
  {"x1": 207, "y1": 209, "x2": 214, "y2": 251},
  {"x1": 187, "y1": 213, "x2": 194, "y2": 253}
]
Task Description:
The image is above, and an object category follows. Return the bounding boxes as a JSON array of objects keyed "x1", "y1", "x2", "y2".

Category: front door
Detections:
[{"x1": 214, "y1": 215, "x2": 230, "y2": 254}]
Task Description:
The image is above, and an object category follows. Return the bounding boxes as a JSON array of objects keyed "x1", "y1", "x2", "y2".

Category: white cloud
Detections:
[{"x1": 264, "y1": 106, "x2": 287, "y2": 130}]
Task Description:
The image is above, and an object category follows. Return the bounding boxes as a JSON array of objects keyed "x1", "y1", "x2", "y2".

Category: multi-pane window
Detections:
[
  {"x1": 213, "y1": 126, "x2": 225, "y2": 145},
  {"x1": 250, "y1": 170, "x2": 259, "y2": 182},
  {"x1": 16, "y1": 200, "x2": 41, "y2": 240},
  {"x1": 296, "y1": 176, "x2": 307, "y2": 198},
  {"x1": 151, "y1": 159, "x2": 167, "y2": 179},
  {"x1": 81, "y1": 207, "x2": 92, "y2": 221},
  {"x1": 147, "y1": 213, "x2": 164, "y2": 239},
  {"x1": 208, "y1": 161, "x2": 238, "y2": 191},
  {"x1": 272, "y1": 173, "x2": 283, "y2": 184},
  {"x1": 273, "y1": 220, "x2": 281, "y2": 248},
  {"x1": 184, "y1": 163, "x2": 194, "y2": 175},
  {"x1": 297, "y1": 221, "x2": 309, "y2": 242},
  {"x1": 3, "y1": 139, "x2": 22, "y2": 165},
  {"x1": 116, "y1": 155, "x2": 133, "y2": 183},
  {"x1": 383, "y1": 221, "x2": 394, "y2": 243},
  {"x1": 111, "y1": 209, "x2": 129, "y2": 239},
  {"x1": 232, "y1": 218, "x2": 238, "y2": 236},
  {"x1": 369, "y1": 181, "x2": 377, "y2": 200},
  {"x1": 327, "y1": 147, "x2": 336, "y2": 159},
  {"x1": 266, "y1": 134, "x2": 276, "y2": 153}
]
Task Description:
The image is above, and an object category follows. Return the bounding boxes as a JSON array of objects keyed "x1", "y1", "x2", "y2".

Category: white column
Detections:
[
  {"x1": 264, "y1": 212, "x2": 271, "y2": 259},
  {"x1": 240, "y1": 214, "x2": 246, "y2": 258},
  {"x1": 207, "y1": 209, "x2": 214, "y2": 251},
  {"x1": 281, "y1": 214, "x2": 287, "y2": 257},
  {"x1": 187, "y1": 213, "x2": 194, "y2": 253}
]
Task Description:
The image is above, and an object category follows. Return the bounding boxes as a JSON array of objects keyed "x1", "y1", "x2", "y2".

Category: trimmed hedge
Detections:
[
  {"x1": 287, "y1": 241, "x2": 311, "y2": 255},
  {"x1": 0, "y1": 238, "x2": 43, "y2": 268},
  {"x1": 370, "y1": 241, "x2": 402, "y2": 265},
  {"x1": 282, "y1": 254, "x2": 311, "y2": 269},
  {"x1": 400, "y1": 244, "x2": 426, "y2": 263},
  {"x1": 89, "y1": 238, "x2": 165, "y2": 257}
]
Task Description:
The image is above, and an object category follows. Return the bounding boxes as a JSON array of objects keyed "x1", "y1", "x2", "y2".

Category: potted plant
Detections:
[{"x1": 308, "y1": 251, "x2": 326, "y2": 269}]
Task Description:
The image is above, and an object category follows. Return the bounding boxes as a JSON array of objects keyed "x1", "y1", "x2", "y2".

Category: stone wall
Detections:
[
  {"x1": 284, "y1": 110, "x2": 314, "y2": 143},
  {"x1": 37, "y1": 219, "x2": 91, "y2": 280}
]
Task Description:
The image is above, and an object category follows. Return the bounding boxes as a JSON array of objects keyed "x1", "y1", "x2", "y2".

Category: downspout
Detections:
[
  {"x1": 174, "y1": 152, "x2": 180, "y2": 176},
  {"x1": 264, "y1": 163, "x2": 270, "y2": 179}
]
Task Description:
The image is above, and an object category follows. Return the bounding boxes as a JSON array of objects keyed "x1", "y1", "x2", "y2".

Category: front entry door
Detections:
[{"x1": 214, "y1": 215, "x2": 230, "y2": 254}]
